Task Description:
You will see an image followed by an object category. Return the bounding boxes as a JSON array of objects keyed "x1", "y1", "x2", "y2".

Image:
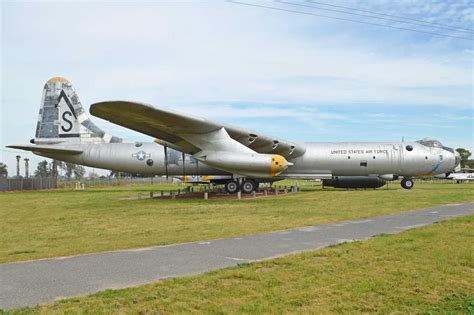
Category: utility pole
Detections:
[
  {"x1": 16, "y1": 155, "x2": 21, "y2": 178},
  {"x1": 24, "y1": 158, "x2": 30, "y2": 178}
]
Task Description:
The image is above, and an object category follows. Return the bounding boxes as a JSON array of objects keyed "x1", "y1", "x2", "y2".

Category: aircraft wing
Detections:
[{"x1": 90, "y1": 101, "x2": 306, "y2": 158}]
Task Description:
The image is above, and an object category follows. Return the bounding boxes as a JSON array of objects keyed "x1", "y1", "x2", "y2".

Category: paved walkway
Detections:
[{"x1": 1, "y1": 202, "x2": 473, "y2": 309}]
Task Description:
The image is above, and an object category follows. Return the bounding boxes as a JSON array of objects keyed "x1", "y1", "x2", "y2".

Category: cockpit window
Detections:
[
  {"x1": 442, "y1": 146, "x2": 454, "y2": 153},
  {"x1": 416, "y1": 138, "x2": 443, "y2": 148}
]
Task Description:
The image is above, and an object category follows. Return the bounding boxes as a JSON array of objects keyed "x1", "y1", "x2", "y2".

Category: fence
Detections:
[
  {"x1": 0, "y1": 177, "x2": 57, "y2": 192},
  {"x1": 58, "y1": 176, "x2": 178, "y2": 188}
]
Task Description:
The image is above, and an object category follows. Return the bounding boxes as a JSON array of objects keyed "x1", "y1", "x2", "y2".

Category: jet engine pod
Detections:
[
  {"x1": 379, "y1": 174, "x2": 399, "y2": 180},
  {"x1": 194, "y1": 151, "x2": 291, "y2": 178},
  {"x1": 323, "y1": 176, "x2": 386, "y2": 189}
]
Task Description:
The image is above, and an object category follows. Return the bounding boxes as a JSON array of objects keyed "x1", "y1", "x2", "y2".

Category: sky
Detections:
[{"x1": 1, "y1": 0, "x2": 473, "y2": 177}]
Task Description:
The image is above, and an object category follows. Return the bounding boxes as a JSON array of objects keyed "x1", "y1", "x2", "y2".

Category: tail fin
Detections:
[{"x1": 34, "y1": 77, "x2": 122, "y2": 144}]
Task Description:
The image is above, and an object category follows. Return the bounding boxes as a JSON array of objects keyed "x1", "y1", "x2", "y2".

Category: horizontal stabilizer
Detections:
[{"x1": 7, "y1": 145, "x2": 83, "y2": 155}]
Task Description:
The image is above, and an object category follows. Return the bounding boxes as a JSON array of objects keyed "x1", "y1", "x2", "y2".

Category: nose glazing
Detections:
[{"x1": 454, "y1": 151, "x2": 461, "y2": 167}]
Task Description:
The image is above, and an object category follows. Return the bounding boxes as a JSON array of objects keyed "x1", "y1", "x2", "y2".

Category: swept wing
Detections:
[{"x1": 90, "y1": 101, "x2": 305, "y2": 159}]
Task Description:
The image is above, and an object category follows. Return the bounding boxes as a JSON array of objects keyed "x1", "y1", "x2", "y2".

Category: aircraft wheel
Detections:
[
  {"x1": 224, "y1": 180, "x2": 239, "y2": 194},
  {"x1": 401, "y1": 178, "x2": 414, "y2": 189},
  {"x1": 241, "y1": 179, "x2": 256, "y2": 194}
]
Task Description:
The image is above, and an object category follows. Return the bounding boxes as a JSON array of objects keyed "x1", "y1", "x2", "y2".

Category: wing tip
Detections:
[{"x1": 90, "y1": 100, "x2": 155, "y2": 115}]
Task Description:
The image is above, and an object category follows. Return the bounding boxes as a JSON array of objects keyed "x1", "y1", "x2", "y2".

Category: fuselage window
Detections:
[{"x1": 405, "y1": 145, "x2": 413, "y2": 151}]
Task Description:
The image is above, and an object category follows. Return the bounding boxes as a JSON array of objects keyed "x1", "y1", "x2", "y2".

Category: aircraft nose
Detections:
[
  {"x1": 442, "y1": 146, "x2": 459, "y2": 170},
  {"x1": 454, "y1": 151, "x2": 461, "y2": 167}
]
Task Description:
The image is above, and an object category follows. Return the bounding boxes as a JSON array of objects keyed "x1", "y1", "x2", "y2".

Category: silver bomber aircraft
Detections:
[{"x1": 8, "y1": 77, "x2": 461, "y2": 192}]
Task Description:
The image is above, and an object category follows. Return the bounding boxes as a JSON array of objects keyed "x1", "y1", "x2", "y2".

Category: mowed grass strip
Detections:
[
  {"x1": 9, "y1": 214, "x2": 474, "y2": 314},
  {"x1": 0, "y1": 183, "x2": 473, "y2": 263}
]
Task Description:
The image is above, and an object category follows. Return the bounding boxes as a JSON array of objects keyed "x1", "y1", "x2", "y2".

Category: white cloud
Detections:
[{"x1": 2, "y1": 1, "x2": 472, "y2": 107}]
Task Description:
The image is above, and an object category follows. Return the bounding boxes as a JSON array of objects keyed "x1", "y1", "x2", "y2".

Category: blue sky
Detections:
[{"x1": 1, "y1": 0, "x2": 473, "y2": 176}]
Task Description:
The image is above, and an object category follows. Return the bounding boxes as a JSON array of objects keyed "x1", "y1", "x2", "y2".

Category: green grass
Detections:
[
  {"x1": 0, "y1": 182, "x2": 472, "y2": 263},
  {"x1": 8, "y1": 214, "x2": 474, "y2": 314}
]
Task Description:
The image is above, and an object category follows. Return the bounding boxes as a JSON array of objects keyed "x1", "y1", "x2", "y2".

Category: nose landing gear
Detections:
[{"x1": 401, "y1": 178, "x2": 414, "y2": 189}]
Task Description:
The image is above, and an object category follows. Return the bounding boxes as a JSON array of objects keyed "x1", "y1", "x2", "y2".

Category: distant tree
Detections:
[
  {"x1": 73, "y1": 165, "x2": 86, "y2": 179},
  {"x1": 109, "y1": 170, "x2": 131, "y2": 178},
  {"x1": 465, "y1": 160, "x2": 474, "y2": 169},
  {"x1": 62, "y1": 162, "x2": 77, "y2": 179},
  {"x1": 34, "y1": 160, "x2": 51, "y2": 177},
  {"x1": 50, "y1": 160, "x2": 64, "y2": 177},
  {"x1": 456, "y1": 148, "x2": 472, "y2": 168},
  {"x1": 61, "y1": 162, "x2": 88, "y2": 179},
  {"x1": 0, "y1": 163, "x2": 7, "y2": 178},
  {"x1": 134, "y1": 173, "x2": 147, "y2": 178},
  {"x1": 88, "y1": 172, "x2": 100, "y2": 179}
]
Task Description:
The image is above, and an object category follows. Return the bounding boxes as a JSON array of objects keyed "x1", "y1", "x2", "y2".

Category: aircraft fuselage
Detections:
[{"x1": 35, "y1": 140, "x2": 457, "y2": 179}]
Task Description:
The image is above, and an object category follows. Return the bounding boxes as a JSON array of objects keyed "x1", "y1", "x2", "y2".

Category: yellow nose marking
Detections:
[
  {"x1": 47, "y1": 76, "x2": 68, "y2": 84},
  {"x1": 270, "y1": 154, "x2": 288, "y2": 177}
]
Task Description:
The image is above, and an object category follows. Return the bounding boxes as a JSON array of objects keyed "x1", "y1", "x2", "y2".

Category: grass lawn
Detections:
[
  {"x1": 0, "y1": 182, "x2": 473, "y2": 263},
  {"x1": 8, "y1": 213, "x2": 473, "y2": 314}
]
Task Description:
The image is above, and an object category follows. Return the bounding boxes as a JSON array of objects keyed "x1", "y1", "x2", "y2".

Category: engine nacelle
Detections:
[
  {"x1": 323, "y1": 176, "x2": 386, "y2": 189},
  {"x1": 379, "y1": 174, "x2": 399, "y2": 180},
  {"x1": 194, "y1": 151, "x2": 291, "y2": 178}
]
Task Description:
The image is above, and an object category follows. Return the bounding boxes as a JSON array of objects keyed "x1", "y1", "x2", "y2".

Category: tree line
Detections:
[
  {"x1": 34, "y1": 160, "x2": 86, "y2": 179},
  {"x1": 0, "y1": 160, "x2": 86, "y2": 179}
]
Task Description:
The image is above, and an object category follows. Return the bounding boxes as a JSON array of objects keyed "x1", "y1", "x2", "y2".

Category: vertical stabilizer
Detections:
[{"x1": 34, "y1": 77, "x2": 122, "y2": 144}]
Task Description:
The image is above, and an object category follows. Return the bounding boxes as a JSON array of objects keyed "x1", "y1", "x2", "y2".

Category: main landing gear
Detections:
[
  {"x1": 401, "y1": 178, "x2": 414, "y2": 190},
  {"x1": 224, "y1": 179, "x2": 257, "y2": 193},
  {"x1": 224, "y1": 180, "x2": 239, "y2": 193}
]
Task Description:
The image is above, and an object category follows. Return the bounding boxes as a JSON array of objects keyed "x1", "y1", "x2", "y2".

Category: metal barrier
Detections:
[
  {"x1": 58, "y1": 176, "x2": 177, "y2": 188},
  {"x1": 0, "y1": 177, "x2": 57, "y2": 192}
]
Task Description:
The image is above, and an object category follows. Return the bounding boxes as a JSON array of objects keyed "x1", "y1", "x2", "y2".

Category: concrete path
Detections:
[{"x1": 1, "y1": 202, "x2": 473, "y2": 310}]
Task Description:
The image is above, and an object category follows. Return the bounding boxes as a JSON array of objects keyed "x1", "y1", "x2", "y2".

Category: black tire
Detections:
[
  {"x1": 401, "y1": 178, "x2": 414, "y2": 189},
  {"x1": 241, "y1": 180, "x2": 256, "y2": 194},
  {"x1": 225, "y1": 180, "x2": 239, "y2": 193}
]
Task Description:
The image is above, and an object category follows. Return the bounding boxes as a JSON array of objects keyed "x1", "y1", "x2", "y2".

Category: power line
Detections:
[
  {"x1": 228, "y1": 1, "x2": 472, "y2": 41},
  {"x1": 306, "y1": 0, "x2": 473, "y2": 34},
  {"x1": 279, "y1": 0, "x2": 473, "y2": 34}
]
